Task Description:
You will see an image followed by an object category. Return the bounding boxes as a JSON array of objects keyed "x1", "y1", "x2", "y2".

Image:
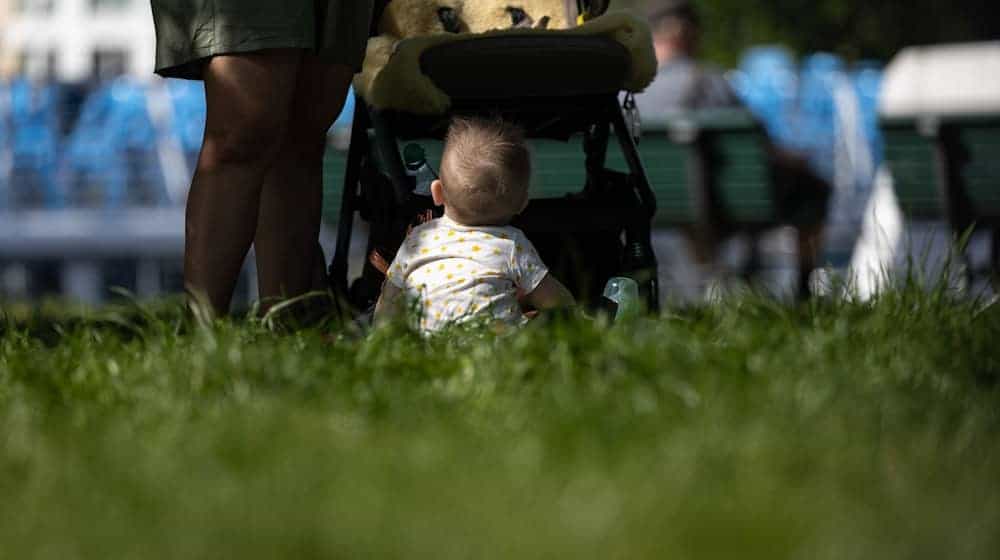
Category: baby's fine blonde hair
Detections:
[{"x1": 439, "y1": 117, "x2": 531, "y2": 226}]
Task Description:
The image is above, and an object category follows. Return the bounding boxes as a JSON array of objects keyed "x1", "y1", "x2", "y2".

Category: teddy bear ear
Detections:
[
  {"x1": 437, "y1": 6, "x2": 462, "y2": 33},
  {"x1": 506, "y1": 7, "x2": 532, "y2": 28}
]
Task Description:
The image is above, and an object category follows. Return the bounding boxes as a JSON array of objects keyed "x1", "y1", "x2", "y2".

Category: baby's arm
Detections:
[
  {"x1": 374, "y1": 231, "x2": 417, "y2": 327},
  {"x1": 374, "y1": 282, "x2": 404, "y2": 327},
  {"x1": 510, "y1": 233, "x2": 575, "y2": 312},
  {"x1": 524, "y1": 273, "x2": 575, "y2": 311}
]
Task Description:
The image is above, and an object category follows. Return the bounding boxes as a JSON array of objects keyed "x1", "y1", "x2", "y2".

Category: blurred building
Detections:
[
  {"x1": 0, "y1": 0, "x2": 207, "y2": 305},
  {"x1": 1, "y1": 0, "x2": 155, "y2": 81},
  {"x1": 0, "y1": 2, "x2": 360, "y2": 307}
]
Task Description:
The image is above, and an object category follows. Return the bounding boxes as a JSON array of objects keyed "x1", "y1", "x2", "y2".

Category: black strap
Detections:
[{"x1": 371, "y1": 0, "x2": 390, "y2": 36}]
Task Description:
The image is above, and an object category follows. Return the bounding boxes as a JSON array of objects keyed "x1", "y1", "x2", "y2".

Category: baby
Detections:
[{"x1": 374, "y1": 117, "x2": 575, "y2": 332}]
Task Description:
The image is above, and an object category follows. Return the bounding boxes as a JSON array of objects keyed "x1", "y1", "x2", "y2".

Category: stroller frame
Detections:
[{"x1": 328, "y1": 38, "x2": 660, "y2": 316}]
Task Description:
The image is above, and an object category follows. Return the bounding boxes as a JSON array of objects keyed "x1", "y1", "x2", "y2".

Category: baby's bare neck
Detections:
[{"x1": 443, "y1": 208, "x2": 511, "y2": 228}]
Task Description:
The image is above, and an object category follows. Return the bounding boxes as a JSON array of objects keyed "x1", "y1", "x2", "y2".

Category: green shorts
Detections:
[{"x1": 151, "y1": 0, "x2": 374, "y2": 80}]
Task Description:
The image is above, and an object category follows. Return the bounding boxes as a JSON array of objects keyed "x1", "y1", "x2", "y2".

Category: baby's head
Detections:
[{"x1": 431, "y1": 117, "x2": 531, "y2": 226}]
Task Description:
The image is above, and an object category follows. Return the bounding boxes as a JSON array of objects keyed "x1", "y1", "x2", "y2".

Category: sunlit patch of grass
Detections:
[{"x1": 1, "y1": 282, "x2": 998, "y2": 558}]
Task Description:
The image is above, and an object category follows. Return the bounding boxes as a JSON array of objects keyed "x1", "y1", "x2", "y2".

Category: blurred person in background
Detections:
[
  {"x1": 635, "y1": 0, "x2": 740, "y2": 119},
  {"x1": 637, "y1": 0, "x2": 829, "y2": 297},
  {"x1": 151, "y1": 1, "x2": 377, "y2": 317}
]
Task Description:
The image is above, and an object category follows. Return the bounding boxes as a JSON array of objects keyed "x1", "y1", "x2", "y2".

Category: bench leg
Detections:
[
  {"x1": 742, "y1": 234, "x2": 762, "y2": 284},
  {"x1": 684, "y1": 226, "x2": 717, "y2": 267},
  {"x1": 682, "y1": 226, "x2": 723, "y2": 297},
  {"x1": 797, "y1": 224, "x2": 824, "y2": 299}
]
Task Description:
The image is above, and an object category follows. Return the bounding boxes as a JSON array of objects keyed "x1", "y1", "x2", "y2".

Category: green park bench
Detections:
[
  {"x1": 644, "y1": 109, "x2": 828, "y2": 297},
  {"x1": 323, "y1": 135, "x2": 637, "y2": 223},
  {"x1": 322, "y1": 108, "x2": 828, "y2": 297},
  {"x1": 524, "y1": 109, "x2": 828, "y2": 298},
  {"x1": 881, "y1": 114, "x2": 1000, "y2": 276}
]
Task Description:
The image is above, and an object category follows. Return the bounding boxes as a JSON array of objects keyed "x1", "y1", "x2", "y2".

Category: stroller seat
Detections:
[{"x1": 329, "y1": 9, "x2": 662, "y2": 315}]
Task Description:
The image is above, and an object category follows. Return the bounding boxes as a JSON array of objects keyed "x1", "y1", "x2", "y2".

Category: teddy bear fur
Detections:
[
  {"x1": 380, "y1": 0, "x2": 468, "y2": 37},
  {"x1": 355, "y1": 0, "x2": 465, "y2": 106},
  {"x1": 461, "y1": 0, "x2": 573, "y2": 33},
  {"x1": 355, "y1": 0, "x2": 656, "y2": 115},
  {"x1": 357, "y1": 0, "x2": 567, "y2": 98}
]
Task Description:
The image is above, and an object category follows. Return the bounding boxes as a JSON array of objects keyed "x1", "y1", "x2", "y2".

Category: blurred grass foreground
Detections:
[{"x1": 1, "y1": 285, "x2": 999, "y2": 558}]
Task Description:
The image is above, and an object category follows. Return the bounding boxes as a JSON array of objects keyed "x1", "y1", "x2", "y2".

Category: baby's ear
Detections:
[{"x1": 430, "y1": 179, "x2": 446, "y2": 207}]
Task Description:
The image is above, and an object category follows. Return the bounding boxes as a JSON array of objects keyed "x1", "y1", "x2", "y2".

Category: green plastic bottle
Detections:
[{"x1": 602, "y1": 276, "x2": 641, "y2": 322}]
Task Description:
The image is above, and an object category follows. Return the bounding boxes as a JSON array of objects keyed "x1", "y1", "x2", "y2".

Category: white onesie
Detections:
[{"x1": 386, "y1": 215, "x2": 549, "y2": 332}]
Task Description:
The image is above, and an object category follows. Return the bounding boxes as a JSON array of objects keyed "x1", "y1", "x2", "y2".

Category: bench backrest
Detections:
[
  {"x1": 639, "y1": 133, "x2": 695, "y2": 225},
  {"x1": 882, "y1": 115, "x2": 1000, "y2": 226},
  {"x1": 321, "y1": 110, "x2": 787, "y2": 229},
  {"x1": 528, "y1": 111, "x2": 777, "y2": 228},
  {"x1": 516, "y1": 134, "x2": 697, "y2": 225},
  {"x1": 650, "y1": 110, "x2": 777, "y2": 227},
  {"x1": 956, "y1": 118, "x2": 1000, "y2": 220},
  {"x1": 701, "y1": 124, "x2": 775, "y2": 225},
  {"x1": 881, "y1": 118, "x2": 942, "y2": 219}
]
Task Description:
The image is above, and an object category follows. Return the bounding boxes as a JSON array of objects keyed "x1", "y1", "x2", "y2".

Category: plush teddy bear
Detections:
[
  {"x1": 357, "y1": 0, "x2": 571, "y2": 96},
  {"x1": 355, "y1": 0, "x2": 656, "y2": 115}
]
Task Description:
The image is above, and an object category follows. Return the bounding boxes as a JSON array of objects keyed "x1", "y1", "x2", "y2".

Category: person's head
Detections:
[
  {"x1": 647, "y1": 0, "x2": 701, "y2": 63},
  {"x1": 431, "y1": 117, "x2": 532, "y2": 226}
]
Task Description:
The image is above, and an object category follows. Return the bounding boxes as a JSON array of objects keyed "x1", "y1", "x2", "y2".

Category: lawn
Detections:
[{"x1": 1, "y1": 286, "x2": 998, "y2": 558}]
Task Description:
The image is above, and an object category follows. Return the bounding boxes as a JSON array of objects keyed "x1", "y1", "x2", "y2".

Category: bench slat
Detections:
[
  {"x1": 958, "y1": 126, "x2": 1000, "y2": 217},
  {"x1": 882, "y1": 124, "x2": 942, "y2": 218}
]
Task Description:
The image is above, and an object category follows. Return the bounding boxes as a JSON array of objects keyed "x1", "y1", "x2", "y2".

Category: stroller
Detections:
[{"x1": 327, "y1": 1, "x2": 661, "y2": 316}]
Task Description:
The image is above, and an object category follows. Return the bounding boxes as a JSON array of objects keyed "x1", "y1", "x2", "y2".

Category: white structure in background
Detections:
[
  {"x1": 850, "y1": 42, "x2": 1000, "y2": 299},
  {"x1": 879, "y1": 42, "x2": 1000, "y2": 118},
  {"x1": 0, "y1": 1, "x2": 15, "y2": 76},
  {"x1": 1, "y1": 0, "x2": 155, "y2": 80}
]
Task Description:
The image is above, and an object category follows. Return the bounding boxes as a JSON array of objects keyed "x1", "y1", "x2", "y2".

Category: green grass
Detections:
[{"x1": 1, "y1": 287, "x2": 999, "y2": 558}]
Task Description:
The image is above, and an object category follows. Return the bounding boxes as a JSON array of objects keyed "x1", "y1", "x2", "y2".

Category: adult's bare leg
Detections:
[
  {"x1": 254, "y1": 55, "x2": 354, "y2": 306},
  {"x1": 184, "y1": 50, "x2": 302, "y2": 316}
]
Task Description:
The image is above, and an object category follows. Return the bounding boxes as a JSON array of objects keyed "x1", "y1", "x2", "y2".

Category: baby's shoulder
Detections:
[
  {"x1": 501, "y1": 226, "x2": 530, "y2": 242},
  {"x1": 473, "y1": 225, "x2": 525, "y2": 242},
  {"x1": 410, "y1": 219, "x2": 442, "y2": 236},
  {"x1": 478, "y1": 227, "x2": 535, "y2": 253},
  {"x1": 401, "y1": 219, "x2": 445, "y2": 245}
]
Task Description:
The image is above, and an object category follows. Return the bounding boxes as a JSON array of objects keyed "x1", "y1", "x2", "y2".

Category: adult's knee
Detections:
[{"x1": 202, "y1": 112, "x2": 289, "y2": 168}]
